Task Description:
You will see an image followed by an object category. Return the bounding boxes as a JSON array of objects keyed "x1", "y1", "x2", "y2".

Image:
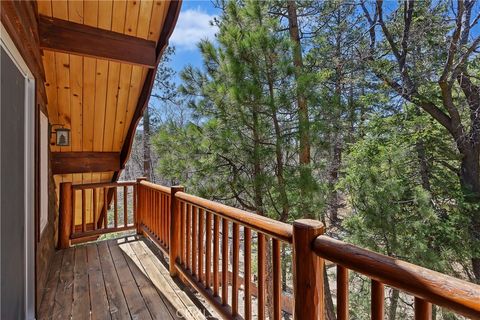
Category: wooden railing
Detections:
[
  {"x1": 171, "y1": 191, "x2": 293, "y2": 319},
  {"x1": 137, "y1": 179, "x2": 172, "y2": 252},
  {"x1": 58, "y1": 181, "x2": 137, "y2": 246},
  {"x1": 58, "y1": 179, "x2": 480, "y2": 320},
  {"x1": 311, "y1": 234, "x2": 480, "y2": 320}
]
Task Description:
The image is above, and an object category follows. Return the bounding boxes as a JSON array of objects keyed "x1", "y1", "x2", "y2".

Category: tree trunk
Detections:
[
  {"x1": 327, "y1": 8, "x2": 345, "y2": 226},
  {"x1": 460, "y1": 146, "x2": 480, "y2": 282},
  {"x1": 416, "y1": 139, "x2": 431, "y2": 192},
  {"x1": 265, "y1": 56, "x2": 290, "y2": 222},
  {"x1": 266, "y1": 242, "x2": 275, "y2": 320},
  {"x1": 286, "y1": 0, "x2": 312, "y2": 217},
  {"x1": 143, "y1": 106, "x2": 152, "y2": 180},
  {"x1": 388, "y1": 289, "x2": 399, "y2": 320},
  {"x1": 327, "y1": 136, "x2": 342, "y2": 225}
]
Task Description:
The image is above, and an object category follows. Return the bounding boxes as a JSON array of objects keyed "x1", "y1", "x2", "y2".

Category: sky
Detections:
[{"x1": 168, "y1": 1, "x2": 220, "y2": 83}]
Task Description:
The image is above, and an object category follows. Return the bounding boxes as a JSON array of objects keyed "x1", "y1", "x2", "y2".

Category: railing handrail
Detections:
[
  {"x1": 175, "y1": 191, "x2": 293, "y2": 243},
  {"x1": 313, "y1": 235, "x2": 480, "y2": 319},
  {"x1": 60, "y1": 179, "x2": 480, "y2": 319},
  {"x1": 71, "y1": 180, "x2": 136, "y2": 190},
  {"x1": 139, "y1": 180, "x2": 171, "y2": 194}
]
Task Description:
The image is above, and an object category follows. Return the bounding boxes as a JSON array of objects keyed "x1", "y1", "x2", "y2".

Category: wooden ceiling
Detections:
[
  {"x1": 38, "y1": 0, "x2": 170, "y2": 155},
  {"x1": 37, "y1": 0, "x2": 179, "y2": 179},
  {"x1": 35, "y1": 0, "x2": 180, "y2": 224}
]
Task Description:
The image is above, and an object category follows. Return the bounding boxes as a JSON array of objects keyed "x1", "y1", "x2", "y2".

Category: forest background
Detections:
[{"x1": 121, "y1": 1, "x2": 480, "y2": 319}]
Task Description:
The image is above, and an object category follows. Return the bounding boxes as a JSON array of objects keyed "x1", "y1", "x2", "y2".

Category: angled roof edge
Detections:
[{"x1": 113, "y1": 0, "x2": 182, "y2": 183}]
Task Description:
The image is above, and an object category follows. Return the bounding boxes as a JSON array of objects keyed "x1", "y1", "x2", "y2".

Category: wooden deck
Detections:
[{"x1": 38, "y1": 236, "x2": 214, "y2": 320}]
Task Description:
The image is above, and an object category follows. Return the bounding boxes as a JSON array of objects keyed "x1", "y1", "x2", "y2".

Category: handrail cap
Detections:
[{"x1": 293, "y1": 219, "x2": 325, "y2": 231}]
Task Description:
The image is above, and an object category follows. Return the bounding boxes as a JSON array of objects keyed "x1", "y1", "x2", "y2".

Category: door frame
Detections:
[{"x1": 1, "y1": 22, "x2": 36, "y2": 319}]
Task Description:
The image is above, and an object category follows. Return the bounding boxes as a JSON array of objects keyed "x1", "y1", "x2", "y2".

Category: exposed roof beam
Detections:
[
  {"x1": 52, "y1": 152, "x2": 120, "y2": 174},
  {"x1": 38, "y1": 15, "x2": 156, "y2": 68}
]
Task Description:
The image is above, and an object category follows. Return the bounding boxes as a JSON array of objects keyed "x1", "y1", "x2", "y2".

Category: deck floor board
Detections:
[{"x1": 38, "y1": 236, "x2": 208, "y2": 320}]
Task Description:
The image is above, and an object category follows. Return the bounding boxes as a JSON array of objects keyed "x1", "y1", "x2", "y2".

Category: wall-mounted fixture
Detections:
[{"x1": 51, "y1": 124, "x2": 70, "y2": 146}]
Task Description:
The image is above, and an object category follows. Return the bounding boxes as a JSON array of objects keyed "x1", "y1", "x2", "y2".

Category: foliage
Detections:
[{"x1": 147, "y1": 0, "x2": 480, "y2": 318}]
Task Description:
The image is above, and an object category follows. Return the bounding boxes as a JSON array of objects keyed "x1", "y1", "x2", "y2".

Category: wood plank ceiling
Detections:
[{"x1": 36, "y1": 0, "x2": 174, "y2": 226}]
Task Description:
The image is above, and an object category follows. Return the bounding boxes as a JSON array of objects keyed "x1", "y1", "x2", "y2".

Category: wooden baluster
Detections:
[
  {"x1": 414, "y1": 298, "x2": 432, "y2": 320},
  {"x1": 145, "y1": 188, "x2": 148, "y2": 230},
  {"x1": 134, "y1": 183, "x2": 137, "y2": 231},
  {"x1": 162, "y1": 193, "x2": 166, "y2": 244},
  {"x1": 58, "y1": 182, "x2": 73, "y2": 249},
  {"x1": 114, "y1": 187, "x2": 118, "y2": 228},
  {"x1": 159, "y1": 191, "x2": 164, "y2": 239},
  {"x1": 180, "y1": 201, "x2": 186, "y2": 266},
  {"x1": 159, "y1": 193, "x2": 163, "y2": 242},
  {"x1": 145, "y1": 189, "x2": 149, "y2": 229},
  {"x1": 71, "y1": 189, "x2": 76, "y2": 235},
  {"x1": 103, "y1": 187, "x2": 108, "y2": 228},
  {"x1": 273, "y1": 239, "x2": 281, "y2": 320},
  {"x1": 337, "y1": 265, "x2": 349, "y2": 320},
  {"x1": 167, "y1": 195, "x2": 171, "y2": 247},
  {"x1": 232, "y1": 223, "x2": 240, "y2": 315},
  {"x1": 186, "y1": 203, "x2": 191, "y2": 270},
  {"x1": 371, "y1": 280, "x2": 384, "y2": 320},
  {"x1": 82, "y1": 189, "x2": 86, "y2": 232},
  {"x1": 124, "y1": 186, "x2": 128, "y2": 227},
  {"x1": 205, "y1": 211, "x2": 212, "y2": 288},
  {"x1": 135, "y1": 178, "x2": 146, "y2": 234},
  {"x1": 169, "y1": 186, "x2": 184, "y2": 277},
  {"x1": 152, "y1": 190, "x2": 155, "y2": 232},
  {"x1": 292, "y1": 219, "x2": 325, "y2": 320},
  {"x1": 258, "y1": 233, "x2": 266, "y2": 320},
  {"x1": 222, "y1": 218, "x2": 229, "y2": 305},
  {"x1": 192, "y1": 206, "x2": 198, "y2": 276},
  {"x1": 154, "y1": 191, "x2": 157, "y2": 232},
  {"x1": 158, "y1": 193, "x2": 161, "y2": 241},
  {"x1": 165, "y1": 194, "x2": 168, "y2": 245},
  {"x1": 213, "y1": 214, "x2": 220, "y2": 296},
  {"x1": 144, "y1": 189, "x2": 148, "y2": 230},
  {"x1": 151, "y1": 190, "x2": 154, "y2": 231},
  {"x1": 244, "y1": 228, "x2": 252, "y2": 320},
  {"x1": 158, "y1": 192, "x2": 161, "y2": 239},
  {"x1": 155, "y1": 192, "x2": 159, "y2": 239},
  {"x1": 153, "y1": 191, "x2": 157, "y2": 236},
  {"x1": 198, "y1": 208, "x2": 205, "y2": 283},
  {"x1": 166, "y1": 194, "x2": 169, "y2": 245},
  {"x1": 93, "y1": 188, "x2": 98, "y2": 230}
]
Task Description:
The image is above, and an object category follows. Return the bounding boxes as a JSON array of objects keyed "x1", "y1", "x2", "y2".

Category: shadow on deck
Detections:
[{"x1": 38, "y1": 235, "x2": 217, "y2": 320}]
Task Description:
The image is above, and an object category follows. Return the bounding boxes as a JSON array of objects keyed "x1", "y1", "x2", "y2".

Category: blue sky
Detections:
[{"x1": 168, "y1": 1, "x2": 220, "y2": 83}]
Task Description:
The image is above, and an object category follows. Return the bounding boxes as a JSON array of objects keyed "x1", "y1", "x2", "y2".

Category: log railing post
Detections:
[
  {"x1": 58, "y1": 182, "x2": 73, "y2": 249},
  {"x1": 169, "y1": 185, "x2": 184, "y2": 277},
  {"x1": 293, "y1": 219, "x2": 325, "y2": 320},
  {"x1": 135, "y1": 177, "x2": 147, "y2": 235}
]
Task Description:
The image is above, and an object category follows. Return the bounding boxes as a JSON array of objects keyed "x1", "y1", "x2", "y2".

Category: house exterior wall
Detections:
[
  {"x1": 1, "y1": 1, "x2": 58, "y2": 315},
  {"x1": 35, "y1": 141, "x2": 58, "y2": 308}
]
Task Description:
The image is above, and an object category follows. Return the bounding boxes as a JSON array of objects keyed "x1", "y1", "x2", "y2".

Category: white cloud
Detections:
[{"x1": 170, "y1": 9, "x2": 218, "y2": 51}]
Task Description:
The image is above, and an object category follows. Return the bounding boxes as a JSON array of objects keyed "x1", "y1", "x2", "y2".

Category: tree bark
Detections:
[
  {"x1": 460, "y1": 146, "x2": 480, "y2": 282},
  {"x1": 388, "y1": 289, "x2": 399, "y2": 320},
  {"x1": 370, "y1": 0, "x2": 480, "y2": 283},
  {"x1": 327, "y1": 136, "x2": 342, "y2": 225},
  {"x1": 415, "y1": 136, "x2": 431, "y2": 192},
  {"x1": 287, "y1": 0, "x2": 312, "y2": 217},
  {"x1": 265, "y1": 54, "x2": 290, "y2": 222}
]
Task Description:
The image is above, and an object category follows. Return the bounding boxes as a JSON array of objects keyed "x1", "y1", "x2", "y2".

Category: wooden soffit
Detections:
[{"x1": 38, "y1": 0, "x2": 181, "y2": 185}]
